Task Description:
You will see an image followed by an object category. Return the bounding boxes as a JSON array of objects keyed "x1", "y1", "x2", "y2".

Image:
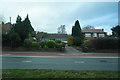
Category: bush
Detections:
[
  {"x1": 24, "y1": 38, "x2": 32, "y2": 48},
  {"x1": 55, "y1": 44, "x2": 62, "y2": 48},
  {"x1": 81, "y1": 44, "x2": 88, "y2": 52},
  {"x1": 67, "y1": 36, "x2": 73, "y2": 46},
  {"x1": 91, "y1": 38, "x2": 119, "y2": 49},
  {"x1": 32, "y1": 41, "x2": 39, "y2": 48},
  {"x1": 46, "y1": 40, "x2": 56, "y2": 48},
  {"x1": 55, "y1": 40, "x2": 61, "y2": 43},
  {"x1": 73, "y1": 37, "x2": 83, "y2": 46},
  {"x1": 83, "y1": 38, "x2": 119, "y2": 50},
  {"x1": 44, "y1": 45, "x2": 48, "y2": 48},
  {"x1": 39, "y1": 41, "x2": 46, "y2": 48},
  {"x1": 2, "y1": 34, "x2": 11, "y2": 47},
  {"x1": 9, "y1": 31, "x2": 21, "y2": 48}
]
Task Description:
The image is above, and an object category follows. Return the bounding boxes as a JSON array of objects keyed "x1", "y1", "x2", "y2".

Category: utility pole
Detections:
[
  {"x1": 9, "y1": 17, "x2": 12, "y2": 47},
  {"x1": 9, "y1": 17, "x2": 12, "y2": 28},
  {"x1": 10, "y1": 17, "x2": 11, "y2": 23}
]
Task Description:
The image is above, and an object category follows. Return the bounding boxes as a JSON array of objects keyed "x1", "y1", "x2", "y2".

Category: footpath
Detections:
[
  {"x1": 2, "y1": 51, "x2": 120, "y2": 57},
  {"x1": 2, "y1": 46, "x2": 120, "y2": 57}
]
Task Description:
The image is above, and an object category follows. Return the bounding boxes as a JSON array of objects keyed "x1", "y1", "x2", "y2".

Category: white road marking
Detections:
[
  {"x1": 75, "y1": 61, "x2": 85, "y2": 63},
  {"x1": 22, "y1": 61, "x2": 32, "y2": 62}
]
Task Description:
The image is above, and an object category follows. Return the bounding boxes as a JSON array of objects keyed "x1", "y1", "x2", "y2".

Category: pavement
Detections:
[
  {"x1": 2, "y1": 51, "x2": 119, "y2": 57},
  {"x1": 1, "y1": 46, "x2": 120, "y2": 57}
]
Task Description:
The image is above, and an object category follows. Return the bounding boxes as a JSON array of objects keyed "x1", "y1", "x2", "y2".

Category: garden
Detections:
[
  {"x1": 2, "y1": 15, "x2": 65, "y2": 52},
  {"x1": 81, "y1": 37, "x2": 120, "y2": 53},
  {"x1": 3, "y1": 39, "x2": 66, "y2": 52},
  {"x1": 67, "y1": 20, "x2": 120, "y2": 53}
]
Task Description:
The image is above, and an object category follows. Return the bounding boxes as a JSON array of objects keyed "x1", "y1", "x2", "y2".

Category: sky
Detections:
[{"x1": 0, "y1": 0, "x2": 119, "y2": 35}]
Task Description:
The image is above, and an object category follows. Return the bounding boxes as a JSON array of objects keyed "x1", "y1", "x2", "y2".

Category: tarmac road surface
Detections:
[{"x1": 2, "y1": 56, "x2": 119, "y2": 71}]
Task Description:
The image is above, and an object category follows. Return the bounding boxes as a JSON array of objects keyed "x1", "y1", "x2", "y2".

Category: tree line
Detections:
[{"x1": 2, "y1": 14, "x2": 34, "y2": 48}]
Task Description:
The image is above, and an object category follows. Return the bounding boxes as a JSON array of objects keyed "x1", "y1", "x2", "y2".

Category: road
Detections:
[{"x1": 2, "y1": 56, "x2": 119, "y2": 71}]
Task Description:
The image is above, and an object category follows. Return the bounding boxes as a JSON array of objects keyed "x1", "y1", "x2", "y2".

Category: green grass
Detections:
[{"x1": 2, "y1": 69, "x2": 120, "y2": 78}]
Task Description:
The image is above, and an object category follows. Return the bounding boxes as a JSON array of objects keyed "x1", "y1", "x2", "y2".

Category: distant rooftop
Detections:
[
  {"x1": 83, "y1": 29, "x2": 107, "y2": 33},
  {"x1": 44, "y1": 33, "x2": 68, "y2": 39}
]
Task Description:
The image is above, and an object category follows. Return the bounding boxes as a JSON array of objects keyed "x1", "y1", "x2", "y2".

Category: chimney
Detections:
[{"x1": 102, "y1": 28, "x2": 104, "y2": 31}]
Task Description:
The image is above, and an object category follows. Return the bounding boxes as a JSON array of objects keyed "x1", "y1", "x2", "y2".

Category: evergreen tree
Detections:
[
  {"x1": 16, "y1": 15, "x2": 22, "y2": 23},
  {"x1": 9, "y1": 31, "x2": 21, "y2": 48},
  {"x1": 12, "y1": 14, "x2": 34, "y2": 43},
  {"x1": 23, "y1": 14, "x2": 34, "y2": 34},
  {"x1": 72, "y1": 20, "x2": 84, "y2": 46},
  {"x1": 111, "y1": 25, "x2": 120, "y2": 38}
]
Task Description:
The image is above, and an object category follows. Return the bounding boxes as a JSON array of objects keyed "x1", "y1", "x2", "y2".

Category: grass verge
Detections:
[{"x1": 2, "y1": 69, "x2": 120, "y2": 78}]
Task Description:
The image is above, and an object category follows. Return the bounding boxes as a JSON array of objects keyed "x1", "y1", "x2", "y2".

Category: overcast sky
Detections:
[{"x1": 0, "y1": 1, "x2": 119, "y2": 35}]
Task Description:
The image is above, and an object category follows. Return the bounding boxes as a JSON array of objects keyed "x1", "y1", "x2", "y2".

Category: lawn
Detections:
[{"x1": 2, "y1": 69, "x2": 120, "y2": 78}]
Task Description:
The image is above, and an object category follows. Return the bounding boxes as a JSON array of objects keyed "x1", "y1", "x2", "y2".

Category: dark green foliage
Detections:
[
  {"x1": 73, "y1": 37, "x2": 83, "y2": 46},
  {"x1": 16, "y1": 15, "x2": 22, "y2": 23},
  {"x1": 55, "y1": 44, "x2": 62, "y2": 48},
  {"x1": 91, "y1": 38, "x2": 119, "y2": 49},
  {"x1": 39, "y1": 41, "x2": 46, "y2": 48},
  {"x1": 2, "y1": 15, "x2": 34, "y2": 48},
  {"x1": 72, "y1": 20, "x2": 84, "y2": 46},
  {"x1": 9, "y1": 31, "x2": 21, "y2": 48},
  {"x1": 83, "y1": 38, "x2": 119, "y2": 50},
  {"x1": 111, "y1": 25, "x2": 120, "y2": 38},
  {"x1": 46, "y1": 40, "x2": 56, "y2": 48},
  {"x1": 81, "y1": 44, "x2": 88, "y2": 52},
  {"x1": 72, "y1": 20, "x2": 83, "y2": 39},
  {"x1": 23, "y1": 38, "x2": 32, "y2": 48},
  {"x1": 55, "y1": 40, "x2": 61, "y2": 43},
  {"x1": 2, "y1": 34, "x2": 11, "y2": 47},
  {"x1": 12, "y1": 15, "x2": 34, "y2": 43},
  {"x1": 32, "y1": 42, "x2": 39, "y2": 48}
]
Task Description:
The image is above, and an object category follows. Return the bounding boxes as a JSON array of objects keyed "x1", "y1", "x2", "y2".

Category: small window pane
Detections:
[
  {"x1": 99, "y1": 34, "x2": 104, "y2": 37},
  {"x1": 93, "y1": 33, "x2": 97, "y2": 37},
  {"x1": 85, "y1": 33, "x2": 91, "y2": 37}
]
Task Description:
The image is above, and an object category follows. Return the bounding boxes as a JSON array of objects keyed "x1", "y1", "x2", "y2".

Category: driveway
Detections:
[{"x1": 65, "y1": 45, "x2": 81, "y2": 54}]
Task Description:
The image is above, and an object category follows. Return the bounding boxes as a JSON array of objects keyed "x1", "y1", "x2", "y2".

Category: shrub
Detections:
[
  {"x1": 44, "y1": 45, "x2": 48, "y2": 48},
  {"x1": 81, "y1": 44, "x2": 88, "y2": 52},
  {"x1": 46, "y1": 40, "x2": 56, "y2": 48},
  {"x1": 56, "y1": 43, "x2": 62, "y2": 48},
  {"x1": 67, "y1": 36, "x2": 73, "y2": 46},
  {"x1": 83, "y1": 38, "x2": 119, "y2": 50},
  {"x1": 39, "y1": 41, "x2": 46, "y2": 48},
  {"x1": 83, "y1": 39, "x2": 93, "y2": 49},
  {"x1": 55, "y1": 40, "x2": 61, "y2": 43},
  {"x1": 91, "y1": 38, "x2": 119, "y2": 49},
  {"x1": 73, "y1": 37, "x2": 83, "y2": 46},
  {"x1": 9, "y1": 31, "x2": 21, "y2": 48},
  {"x1": 2, "y1": 34, "x2": 11, "y2": 47},
  {"x1": 24, "y1": 38, "x2": 32, "y2": 48},
  {"x1": 32, "y1": 41, "x2": 39, "y2": 48}
]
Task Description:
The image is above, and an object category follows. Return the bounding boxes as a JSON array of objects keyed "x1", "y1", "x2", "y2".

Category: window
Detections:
[
  {"x1": 85, "y1": 33, "x2": 91, "y2": 37},
  {"x1": 99, "y1": 33, "x2": 104, "y2": 37},
  {"x1": 93, "y1": 33, "x2": 97, "y2": 37}
]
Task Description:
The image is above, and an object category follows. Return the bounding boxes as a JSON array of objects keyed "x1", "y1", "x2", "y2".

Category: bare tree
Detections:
[
  {"x1": 58, "y1": 25, "x2": 66, "y2": 34},
  {"x1": 83, "y1": 25, "x2": 95, "y2": 30}
]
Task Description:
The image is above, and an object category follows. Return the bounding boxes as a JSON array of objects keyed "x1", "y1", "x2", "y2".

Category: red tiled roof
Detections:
[{"x1": 83, "y1": 29, "x2": 106, "y2": 33}]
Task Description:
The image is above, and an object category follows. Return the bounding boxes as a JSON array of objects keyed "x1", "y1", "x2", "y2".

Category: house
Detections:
[
  {"x1": 42, "y1": 33, "x2": 68, "y2": 42},
  {"x1": 82, "y1": 29, "x2": 107, "y2": 38},
  {"x1": 2, "y1": 22, "x2": 12, "y2": 34}
]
